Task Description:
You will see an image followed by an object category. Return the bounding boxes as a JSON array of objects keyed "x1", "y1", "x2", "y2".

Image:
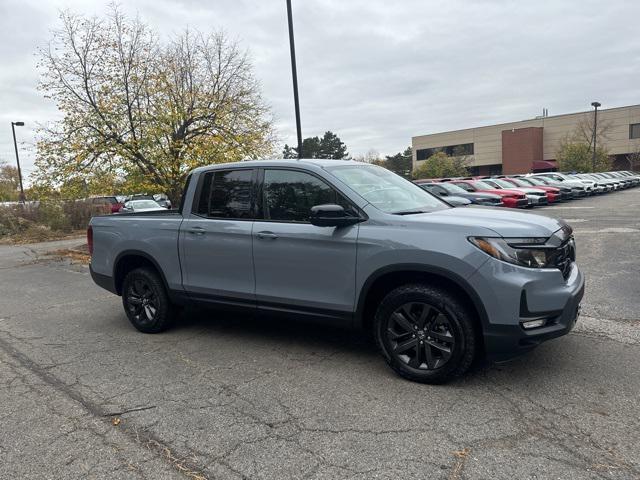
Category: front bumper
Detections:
[
  {"x1": 526, "y1": 195, "x2": 548, "y2": 207},
  {"x1": 468, "y1": 260, "x2": 585, "y2": 362}
]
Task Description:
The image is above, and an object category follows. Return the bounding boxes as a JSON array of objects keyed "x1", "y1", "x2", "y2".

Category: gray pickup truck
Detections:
[{"x1": 89, "y1": 159, "x2": 584, "y2": 383}]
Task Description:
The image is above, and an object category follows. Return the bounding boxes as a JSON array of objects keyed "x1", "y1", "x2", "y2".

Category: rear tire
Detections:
[
  {"x1": 374, "y1": 284, "x2": 476, "y2": 384},
  {"x1": 122, "y1": 267, "x2": 174, "y2": 333}
]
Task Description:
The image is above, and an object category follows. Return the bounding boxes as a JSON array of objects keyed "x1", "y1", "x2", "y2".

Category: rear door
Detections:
[
  {"x1": 252, "y1": 168, "x2": 359, "y2": 318},
  {"x1": 180, "y1": 168, "x2": 257, "y2": 304}
]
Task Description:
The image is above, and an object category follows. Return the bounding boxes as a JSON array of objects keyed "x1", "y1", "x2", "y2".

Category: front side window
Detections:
[
  {"x1": 195, "y1": 169, "x2": 253, "y2": 219},
  {"x1": 326, "y1": 164, "x2": 447, "y2": 214},
  {"x1": 630, "y1": 123, "x2": 640, "y2": 139},
  {"x1": 262, "y1": 169, "x2": 355, "y2": 222}
]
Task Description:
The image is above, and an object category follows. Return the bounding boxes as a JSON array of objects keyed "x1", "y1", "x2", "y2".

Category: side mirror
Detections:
[{"x1": 309, "y1": 204, "x2": 361, "y2": 227}]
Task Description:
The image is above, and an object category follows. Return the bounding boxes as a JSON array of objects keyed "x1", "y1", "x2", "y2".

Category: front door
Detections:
[
  {"x1": 252, "y1": 168, "x2": 359, "y2": 318},
  {"x1": 180, "y1": 168, "x2": 256, "y2": 303}
]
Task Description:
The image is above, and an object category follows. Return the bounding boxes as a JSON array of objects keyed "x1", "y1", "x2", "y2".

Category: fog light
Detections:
[{"x1": 521, "y1": 318, "x2": 546, "y2": 329}]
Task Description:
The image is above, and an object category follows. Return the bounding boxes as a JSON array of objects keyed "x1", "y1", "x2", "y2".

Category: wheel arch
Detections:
[
  {"x1": 113, "y1": 250, "x2": 171, "y2": 297},
  {"x1": 355, "y1": 265, "x2": 489, "y2": 334}
]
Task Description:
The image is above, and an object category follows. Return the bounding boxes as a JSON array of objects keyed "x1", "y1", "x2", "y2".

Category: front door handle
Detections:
[
  {"x1": 256, "y1": 231, "x2": 278, "y2": 240},
  {"x1": 187, "y1": 226, "x2": 206, "y2": 235}
]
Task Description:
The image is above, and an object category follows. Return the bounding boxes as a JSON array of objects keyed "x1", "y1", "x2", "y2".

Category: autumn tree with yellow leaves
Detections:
[{"x1": 35, "y1": 6, "x2": 274, "y2": 203}]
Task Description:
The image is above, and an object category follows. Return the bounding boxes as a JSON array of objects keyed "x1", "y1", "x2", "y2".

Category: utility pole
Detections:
[
  {"x1": 286, "y1": 0, "x2": 303, "y2": 159},
  {"x1": 11, "y1": 121, "x2": 26, "y2": 203},
  {"x1": 591, "y1": 102, "x2": 601, "y2": 172}
]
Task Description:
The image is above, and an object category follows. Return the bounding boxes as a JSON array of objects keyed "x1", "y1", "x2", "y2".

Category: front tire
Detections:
[
  {"x1": 374, "y1": 284, "x2": 476, "y2": 384},
  {"x1": 122, "y1": 267, "x2": 174, "y2": 333}
]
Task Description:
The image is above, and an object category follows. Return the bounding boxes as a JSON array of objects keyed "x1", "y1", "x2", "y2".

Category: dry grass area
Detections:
[
  {"x1": 0, "y1": 201, "x2": 107, "y2": 245},
  {"x1": 0, "y1": 229, "x2": 86, "y2": 245},
  {"x1": 45, "y1": 245, "x2": 91, "y2": 264}
]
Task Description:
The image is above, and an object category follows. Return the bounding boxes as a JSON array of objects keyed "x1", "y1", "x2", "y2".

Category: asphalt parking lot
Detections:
[{"x1": 1, "y1": 189, "x2": 639, "y2": 480}]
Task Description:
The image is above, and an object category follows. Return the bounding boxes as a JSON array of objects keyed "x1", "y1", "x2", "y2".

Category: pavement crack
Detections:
[{"x1": 104, "y1": 406, "x2": 158, "y2": 417}]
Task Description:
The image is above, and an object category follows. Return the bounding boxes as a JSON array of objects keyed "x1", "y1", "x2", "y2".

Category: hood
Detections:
[
  {"x1": 504, "y1": 187, "x2": 546, "y2": 195},
  {"x1": 133, "y1": 207, "x2": 166, "y2": 212},
  {"x1": 401, "y1": 207, "x2": 565, "y2": 238},
  {"x1": 556, "y1": 179, "x2": 585, "y2": 188},
  {"x1": 467, "y1": 192, "x2": 502, "y2": 199},
  {"x1": 478, "y1": 188, "x2": 524, "y2": 197},
  {"x1": 444, "y1": 195, "x2": 472, "y2": 205}
]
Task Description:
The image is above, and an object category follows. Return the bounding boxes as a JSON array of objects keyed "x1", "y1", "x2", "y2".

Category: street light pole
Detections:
[
  {"x1": 11, "y1": 121, "x2": 26, "y2": 203},
  {"x1": 286, "y1": 0, "x2": 303, "y2": 159},
  {"x1": 591, "y1": 102, "x2": 601, "y2": 172}
]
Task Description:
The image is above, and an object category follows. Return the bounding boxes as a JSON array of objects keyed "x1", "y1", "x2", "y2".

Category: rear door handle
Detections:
[
  {"x1": 187, "y1": 226, "x2": 206, "y2": 235},
  {"x1": 256, "y1": 231, "x2": 278, "y2": 240}
]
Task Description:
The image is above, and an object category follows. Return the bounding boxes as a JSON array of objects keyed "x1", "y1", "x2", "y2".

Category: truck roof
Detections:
[{"x1": 189, "y1": 158, "x2": 363, "y2": 175}]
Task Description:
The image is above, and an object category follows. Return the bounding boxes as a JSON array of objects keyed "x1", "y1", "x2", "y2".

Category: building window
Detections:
[
  {"x1": 416, "y1": 143, "x2": 474, "y2": 161},
  {"x1": 630, "y1": 123, "x2": 640, "y2": 139}
]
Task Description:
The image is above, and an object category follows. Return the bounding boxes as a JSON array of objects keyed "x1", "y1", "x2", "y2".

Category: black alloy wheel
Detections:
[
  {"x1": 375, "y1": 284, "x2": 476, "y2": 384},
  {"x1": 122, "y1": 267, "x2": 174, "y2": 333},
  {"x1": 126, "y1": 278, "x2": 159, "y2": 327},
  {"x1": 386, "y1": 302, "x2": 455, "y2": 370}
]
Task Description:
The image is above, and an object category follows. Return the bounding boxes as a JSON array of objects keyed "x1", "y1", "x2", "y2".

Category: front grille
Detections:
[{"x1": 549, "y1": 238, "x2": 576, "y2": 279}]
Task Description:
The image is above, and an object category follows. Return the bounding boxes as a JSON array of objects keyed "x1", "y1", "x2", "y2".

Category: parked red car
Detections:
[
  {"x1": 90, "y1": 196, "x2": 123, "y2": 214},
  {"x1": 497, "y1": 177, "x2": 561, "y2": 203},
  {"x1": 446, "y1": 180, "x2": 528, "y2": 208}
]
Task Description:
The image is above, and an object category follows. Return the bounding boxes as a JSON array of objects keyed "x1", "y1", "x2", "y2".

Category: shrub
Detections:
[
  {"x1": 556, "y1": 141, "x2": 611, "y2": 173},
  {"x1": 37, "y1": 201, "x2": 71, "y2": 232},
  {"x1": 412, "y1": 151, "x2": 470, "y2": 180},
  {"x1": 0, "y1": 200, "x2": 109, "y2": 241},
  {"x1": 63, "y1": 201, "x2": 109, "y2": 230}
]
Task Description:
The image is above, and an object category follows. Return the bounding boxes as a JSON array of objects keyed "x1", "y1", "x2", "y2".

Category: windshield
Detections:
[
  {"x1": 326, "y1": 164, "x2": 448, "y2": 214},
  {"x1": 526, "y1": 177, "x2": 546, "y2": 185},
  {"x1": 129, "y1": 200, "x2": 160, "y2": 209},
  {"x1": 438, "y1": 182, "x2": 468, "y2": 195},
  {"x1": 491, "y1": 179, "x2": 519, "y2": 189},
  {"x1": 508, "y1": 178, "x2": 530, "y2": 187},
  {"x1": 542, "y1": 174, "x2": 563, "y2": 181},
  {"x1": 470, "y1": 180, "x2": 497, "y2": 190}
]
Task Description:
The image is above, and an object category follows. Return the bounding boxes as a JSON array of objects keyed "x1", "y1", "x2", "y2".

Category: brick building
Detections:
[{"x1": 412, "y1": 104, "x2": 640, "y2": 175}]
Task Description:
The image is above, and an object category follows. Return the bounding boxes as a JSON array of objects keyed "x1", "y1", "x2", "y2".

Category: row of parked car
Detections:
[
  {"x1": 414, "y1": 170, "x2": 639, "y2": 208},
  {"x1": 87, "y1": 194, "x2": 172, "y2": 213}
]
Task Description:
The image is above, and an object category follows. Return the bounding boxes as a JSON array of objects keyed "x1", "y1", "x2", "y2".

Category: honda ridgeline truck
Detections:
[{"x1": 89, "y1": 159, "x2": 584, "y2": 383}]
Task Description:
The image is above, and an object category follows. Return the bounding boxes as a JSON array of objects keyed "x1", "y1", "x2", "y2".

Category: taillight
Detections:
[{"x1": 87, "y1": 226, "x2": 94, "y2": 256}]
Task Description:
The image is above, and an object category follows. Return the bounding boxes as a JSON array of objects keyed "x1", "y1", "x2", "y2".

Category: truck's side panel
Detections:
[
  {"x1": 180, "y1": 214, "x2": 255, "y2": 301},
  {"x1": 90, "y1": 214, "x2": 184, "y2": 291}
]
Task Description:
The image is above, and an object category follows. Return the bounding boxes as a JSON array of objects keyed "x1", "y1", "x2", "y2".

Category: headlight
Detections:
[{"x1": 469, "y1": 237, "x2": 554, "y2": 268}]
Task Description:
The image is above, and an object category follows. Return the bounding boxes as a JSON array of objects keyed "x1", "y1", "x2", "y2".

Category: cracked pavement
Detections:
[{"x1": 0, "y1": 189, "x2": 639, "y2": 479}]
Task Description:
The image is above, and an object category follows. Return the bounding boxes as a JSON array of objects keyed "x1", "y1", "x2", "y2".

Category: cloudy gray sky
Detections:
[{"x1": 1, "y1": 0, "x2": 638, "y2": 181}]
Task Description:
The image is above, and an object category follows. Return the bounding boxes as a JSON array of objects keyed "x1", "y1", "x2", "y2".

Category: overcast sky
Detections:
[{"x1": 1, "y1": 0, "x2": 638, "y2": 181}]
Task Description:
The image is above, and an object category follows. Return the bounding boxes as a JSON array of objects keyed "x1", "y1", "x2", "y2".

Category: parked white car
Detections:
[{"x1": 120, "y1": 199, "x2": 166, "y2": 213}]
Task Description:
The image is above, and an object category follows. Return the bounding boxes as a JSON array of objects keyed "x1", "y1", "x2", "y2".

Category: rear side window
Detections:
[
  {"x1": 262, "y1": 169, "x2": 356, "y2": 222},
  {"x1": 195, "y1": 169, "x2": 254, "y2": 219}
]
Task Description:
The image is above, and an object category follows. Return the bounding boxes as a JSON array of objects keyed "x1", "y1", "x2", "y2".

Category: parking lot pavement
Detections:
[{"x1": 1, "y1": 191, "x2": 639, "y2": 480}]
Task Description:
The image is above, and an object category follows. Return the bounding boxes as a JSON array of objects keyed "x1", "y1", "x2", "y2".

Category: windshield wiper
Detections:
[{"x1": 393, "y1": 209, "x2": 430, "y2": 215}]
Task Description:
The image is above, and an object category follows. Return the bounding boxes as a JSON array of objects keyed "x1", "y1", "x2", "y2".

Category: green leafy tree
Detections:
[
  {"x1": 556, "y1": 141, "x2": 611, "y2": 172},
  {"x1": 383, "y1": 147, "x2": 413, "y2": 178},
  {"x1": 34, "y1": 6, "x2": 274, "y2": 203},
  {"x1": 412, "y1": 151, "x2": 469, "y2": 179},
  {"x1": 0, "y1": 162, "x2": 21, "y2": 201},
  {"x1": 626, "y1": 144, "x2": 640, "y2": 171},
  {"x1": 282, "y1": 131, "x2": 348, "y2": 159}
]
